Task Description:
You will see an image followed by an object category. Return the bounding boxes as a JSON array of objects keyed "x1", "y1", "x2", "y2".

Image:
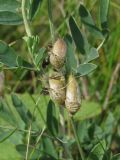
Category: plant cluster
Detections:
[{"x1": 0, "y1": 0, "x2": 120, "y2": 160}]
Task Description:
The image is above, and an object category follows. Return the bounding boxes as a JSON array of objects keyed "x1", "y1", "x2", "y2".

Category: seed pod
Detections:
[
  {"x1": 50, "y1": 38, "x2": 67, "y2": 69},
  {"x1": 49, "y1": 72, "x2": 66, "y2": 105},
  {"x1": 65, "y1": 75, "x2": 81, "y2": 115}
]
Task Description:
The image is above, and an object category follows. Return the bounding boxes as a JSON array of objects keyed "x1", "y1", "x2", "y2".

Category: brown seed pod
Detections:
[
  {"x1": 50, "y1": 38, "x2": 67, "y2": 69},
  {"x1": 49, "y1": 72, "x2": 66, "y2": 105},
  {"x1": 65, "y1": 75, "x2": 81, "y2": 115}
]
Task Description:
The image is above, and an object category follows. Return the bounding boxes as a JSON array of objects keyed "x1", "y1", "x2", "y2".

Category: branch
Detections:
[
  {"x1": 103, "y1": 62, "x2": 120, "y2": 110},
  {"x1": 22, "y1": 0, "x2": 32, "y2": 37}
]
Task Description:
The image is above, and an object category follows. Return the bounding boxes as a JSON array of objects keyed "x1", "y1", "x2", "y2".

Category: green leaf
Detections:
[
  {"x1": 0, "y1": 141, "x2": 22, "y2": 159},
  {"x1": 17, "y1": 56, "x2": 33, "y2": 70},
  {"x1": 0, "y1": 41, "x2": 33, "y2": 69},
  {"x1": 77, "y1": 120, "x2": 90, "y2": 143},
  {"x1": 100, "y1": 0, "x2": 110, "y2": 33},
  {"x1": 76, "y1": 63, "x2": 97, "y2": 76},
  {"x1": 87, "y1": 140, "x2": 106, "y2": 160},
  {"x1": 0, "y1": 128, "x2": 17, "y2": 143},
  {"x1": 5, "y1": 93, "x2": 49, "y2": 128},
  {"x1": 75, "y1": 101, "x2": 101, "y2": 121},
  {"x1": 11, "y1": 94, "x2": 35, "y2": 125},
  {"x1": 103, "y1": 150, "x2": 112, "y2": 160},
  {"x1": 101, "y1": 112, "x2": 115, "y2": 146},
  {"x1": 64, "y1": 34, "x2": 77, "y2": 73},
  {"x1": 16, "y1": 144, "x2": 40, "y2": 159},
  {"x1": 85, "y1": 48, "x2": 99, "y2": 63},
  {"x1": 112, "y1": 154, "x2": 120, "y2": 160},
  {"x1": 0, "y1": 12, "x2": 23, "y2": 25},
  {"x1": 0, "y1": 0, "x2": 20, "y2": 12},
  {"x1": 42, "y1": 137, "x2": 58, "y2": 159},
  {"x1": 29, "y1": 0, "x2": 42, "y2": 20},
  {"x1": 47, "y1": 100, "x2": 58, "y2": 136},
  {"x1": 0, "y1": 41, "x2": 18, "y2": 68},
  {"x1": 0, "y1": 0, "x2": 22, "y2": 25},
  {"x1": 102, "y1": 112, "x2": 115, "y2": 135},
  {"x1": 69, "y1": 16, "x2": 89, "y2": 54},
  {"x1": 79, "y1": 4, "x2": 103, "y2": 39},
  {"x1": 35, "y1": 47, "x2": 46, "y2": 66},
  {"x1": 23, "y1": 35, "x2": 40, "y2": 55},
  {"x1": 0, "y1": 99, "x2": 17, "y2": 125},
  {"x1": 79, "y1": 4, "x2": 94, "y2": 25}
]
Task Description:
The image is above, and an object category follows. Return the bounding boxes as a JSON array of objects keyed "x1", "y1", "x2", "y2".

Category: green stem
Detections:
[
  {"x1": 29, "y1": 94, "x2": 46, "y2": 125},
  {"x1": 60, "y1": 107, "x2": 73, "y2": 159},
  {"x1": 25, "y1": 124, "x2": 32, "y2": 160},
  {"x1": 47, "y1": 0, "x2": 55, "y2": 43},
  {"x1": 70, "y1": 116, "x2": 85, "y2": 160},
  {"x1": 21, "y1": 0, "x2": 37, "y2": 67},
  {"x1": 21, "y1": 0, "x2": 32, "y2": 37},
  {"x1": 97, "y1": 38, "x2": 106, "y2": 51},
  {"x1": 110, "y1": 1, "x2": 120, "y2": 10},
  {"x1": 29, "y1": 126, "x2": 46, "y2": 159}
]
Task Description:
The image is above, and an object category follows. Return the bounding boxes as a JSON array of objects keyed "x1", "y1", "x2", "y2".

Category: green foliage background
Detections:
[{"x1": 0, "y1": 0, "x2": 120, "y2": 160}]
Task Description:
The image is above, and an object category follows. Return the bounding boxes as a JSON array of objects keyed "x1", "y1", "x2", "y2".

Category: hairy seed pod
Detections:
[
  {"x1": 65, "y1": 75, "x2": 81, "y2": 115},
  {"x1": 49, "y1": 72, "x2": 66, "y2": 105},
  {"x1": 50, "y1": 38, "x2": 67, "y2": 69}
]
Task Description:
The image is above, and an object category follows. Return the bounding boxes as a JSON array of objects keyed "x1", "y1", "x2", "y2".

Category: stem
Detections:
[
  {"x1": 30, "y1": 95, "x2": 46, "y2": 125},
  {"x1": 60, "y1": 107, "x2": 73, "y2": 159},
  {"x1": 26, "y1": 124, "x2": 32, "y2": 160},
  {"x1": 22, "y1": 0, "x2": 32, "y2": 37},
  {"x1": 97, "y1": 38, "x2": 106, "y2": 51},
  {"x1": 29, "y1": 126, "x2": 46, "y2": 159},
  {"x1": 110, "y1": 1, "x2": 120, "y2": 10},
  {"x1": 47, "y1": 0, "x2": 55, "y2": 43},
  {"x1": 0, "y1": 125, "x2": 37, "y2": 134},
  {"x1": 70, "y1": 116, "x2": 84, "y2": 160},
  {"x1": 21, "y1": 0, "x2": 36, "y2": 66},
  {"x1": 102, "y1": 62, "x2": 120, "y2": 110}
]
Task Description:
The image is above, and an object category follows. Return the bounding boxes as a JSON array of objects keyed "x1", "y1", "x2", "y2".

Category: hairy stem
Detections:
[{"x1": 21, "y1": 0, "x2": 32, "y2": 37}]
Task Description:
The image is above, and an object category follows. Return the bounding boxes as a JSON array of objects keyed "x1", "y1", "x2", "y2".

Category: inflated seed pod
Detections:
[
  {"x1": 65, "y1": 75, "x2": 81, "y2": 115},
  {"x1": 50, "y1": 38, "x2": 67, "y2": 69},
  {"x1": 49, "y1": 72, "x2": 66, "y2": 105}
]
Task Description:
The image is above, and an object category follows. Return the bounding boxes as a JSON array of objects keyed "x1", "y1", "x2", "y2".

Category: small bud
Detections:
[
  {"x1": 49, "y1": 72, "x2": 66, "y2": 105},
  {"x1": 65, "y1": 75, "x2": 81, "y2": 115},
  {"x1": 50, "y1": 38, "x2": 67, "y2": 69}
]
